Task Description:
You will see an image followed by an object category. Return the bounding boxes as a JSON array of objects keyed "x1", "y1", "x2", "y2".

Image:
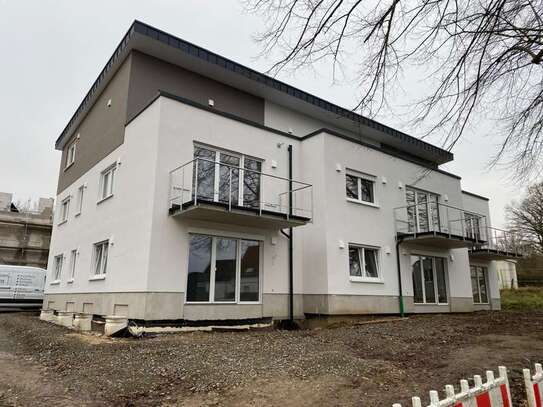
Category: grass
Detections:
[{"x1": 501, "y1": 287, "x2": 543, "y2": 310}]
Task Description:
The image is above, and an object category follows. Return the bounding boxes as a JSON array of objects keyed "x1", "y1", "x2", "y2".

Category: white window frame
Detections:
[
  {"x1": 68, "y1": 249, "x2": 78, "y2": 283},
  {"x1": 58, "y1": 196, "x2": 70, "y2": 225},
  {"x1": 185, "y1": 233, "x2": 263, "y2": 305},
  {"x1": 193, "y1": 144, "x2": 263, "y2": 208},
  {"x1": 345, "y1": 171, "x2": 378, "y2": 207},
  {"x1": 98, "y1": 164, "x2": 116, "y2": 203},
  {"x1": 348, "y1": 244, "x2": 382, "y2": 282},
  {"x1": 65, "y1": 141, "x2": 76, "y2": 169},
  {"x1": 51, "y1": 254, "x2": 63, "y2": 284},
  {"x1": 471, "y1": 265, "x2": 489, "y2": 304},
  {"x1": 412, "y1": 255, "x2": 449, "y2": 305},
  {"x1": 75, "y1": 185, "x2": 85, "y2": 216},
  {"x1": 91, "y1": 240, "x2": 109, "y2": 278}
]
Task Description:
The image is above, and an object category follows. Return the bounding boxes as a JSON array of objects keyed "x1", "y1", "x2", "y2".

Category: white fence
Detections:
[
  {"x1": 393, "y1": 366, "x2": 512, "y2": 407},
  {"x1": 524, "y1": 363, "x2": 543, "y2": 407}
]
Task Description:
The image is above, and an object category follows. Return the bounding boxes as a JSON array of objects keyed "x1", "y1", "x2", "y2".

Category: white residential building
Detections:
[{"x1": 44, "y1": 21, "x2": 522, "y2": 322}]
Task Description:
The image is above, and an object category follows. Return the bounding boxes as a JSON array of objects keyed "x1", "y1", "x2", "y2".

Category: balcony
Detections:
[
  {"x1": 394, "y1": 201, "x2": 488, "y2": 249},
  {"x1": 469, "y1": 227, "x2": 525, "y2": 260},
  {"x1": 168, "y1": 157, "x2": 313, "y2": 229}
]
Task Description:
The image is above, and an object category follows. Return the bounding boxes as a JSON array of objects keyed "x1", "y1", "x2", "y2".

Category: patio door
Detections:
[
  {"x1": 193, "y1": 146, "x2": 261, "y2": 208},
  {"x1": 406, "y1": 187, "x2": 440, "y2": 233}
]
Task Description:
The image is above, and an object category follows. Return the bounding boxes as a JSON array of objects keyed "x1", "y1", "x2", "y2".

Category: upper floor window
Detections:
[
  {"x1": 59, "y1": 197, "x2": 70, "y2": 224},
  {"x1": 93, "y1": 240, "x2": 109, "y2": 276},
  {"x1": 471, "y1": 265, "x2": 488, "y2": 304},
  {"x1": 348, "y1": 244, "x2": 380, "y2": 280},
  {"x1": 193, "y1": 145, "x2": 262, "y2": 209},
  {"x1": 346, "y1": 173, "x2": 375, "y2": 204},
  {"x1": 99, "y1": 164, "x2": 116, "y2": 201},
  {"x1": 406, "y1": 187, "x2": 439, "y2": 233},
  {"x1": 464, "y1": 212, "x2": 482, "y2": 240},
  {"x1": 75, "y1": 185, "x2": 84, "y2": 215},
  {"x1": 65, "y1": 141, "x2": 76, "y2": 169},
  {"x1": 52, "y1": 254, "x2": 63, "y2": 282}
]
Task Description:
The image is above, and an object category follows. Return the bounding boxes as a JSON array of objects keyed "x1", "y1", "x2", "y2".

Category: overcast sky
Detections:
[{"x1": 0, "y1": 0, "x2": 524, "y2": 227}]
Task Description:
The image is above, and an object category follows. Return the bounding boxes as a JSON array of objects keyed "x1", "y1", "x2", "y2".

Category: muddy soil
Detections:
[{"x1": 0, "y1": 311, "x2": 542, "y2": 406}]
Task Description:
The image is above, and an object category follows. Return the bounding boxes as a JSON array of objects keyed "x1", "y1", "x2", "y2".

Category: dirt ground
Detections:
[{"x1": 0, "y1": 311, "x2": 542, "y2": 406}]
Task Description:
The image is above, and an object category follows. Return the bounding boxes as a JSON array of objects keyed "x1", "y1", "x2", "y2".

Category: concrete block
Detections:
[
  {"x1": 73, "y1": 313, "x2": 93, "y2": 332},
  {"x1": 39, "y1": 309, "x2": 55, "y2": 322},
  {"x1": 56, "y1": 311, "x2": 74, "y2": 328},
  {"x1": 104, "y1": 316, "x2": 128, "y2": 336}
]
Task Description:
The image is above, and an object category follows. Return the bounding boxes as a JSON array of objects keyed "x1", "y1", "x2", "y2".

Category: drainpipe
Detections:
[
  {"x1": 396, "y1": 240, "x2": 405, "y2": 317},
  {"x1": 288, "y1": 145, "x2": 294, "y2": 322}
]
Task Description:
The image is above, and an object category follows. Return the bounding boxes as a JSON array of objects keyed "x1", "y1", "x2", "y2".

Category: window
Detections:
[
  {"x1": 186, "y1": 234, "x2": 261, "y2": 303},
  {"x1": 348, "y1": 245, "x2": 380, "y2": 280},
  {"x1": 193, "y1": 146, "x2": 262, "y2": 209},
  {"x1": 412, "y1": 255, "x2": 448, "y2": 304},
  {"x1": 66, "y1": 141, "x2": 76, "y2": 168},
  {"x1": 471, "y1": 265, "x2": 489, "y2": 304},
  {"x1": 464, "y1": 212, "x2": 482, "y2": 240},
  {"x1": 93, "y1": 240, "x2": 109, "y2": 276},
  {"x1": 59, "y1": 197, "x2": 70, "y2": 224},
  {"x1": 99, "y1": 165, "x2": 116, "y2": 201},
  {"x1": 346, "y1": 173, "x2": 375, "y2": 204},
  {"x1": 75, "y1": 185, "x2": 84, "y2": 215},
  {"x1": 69, "y1": 249, "x2": 77, "y2": 281},
  {"x1": 406, "y1": 187, "x2": 440, "y2": 233},
  {"x1": 53, "y1": 255, "x2": 63, "y2": 282}
]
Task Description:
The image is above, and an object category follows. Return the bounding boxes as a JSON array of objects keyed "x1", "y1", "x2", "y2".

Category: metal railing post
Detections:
[
  {"x1": 460, "y1": 210, "x2": 465, "y2": 239},
  {"x1": 228, "y1": 167, "x2": 232, "y2": 212},
  {"x1": 194, "y1": 159, "x2": 199, "y2": 206},
  {"x1": 259, "y1": 171, "x2": 263, "y2": 217},
  {"x1": 181, "y1": 166, "x2": 185, "y2": 210}
]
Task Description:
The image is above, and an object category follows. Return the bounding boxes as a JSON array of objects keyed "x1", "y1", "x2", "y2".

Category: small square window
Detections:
[
  {"x1": 348, "y1": 245, "x2": 380, "y2": 279},
  {"x1": 66, "y1": 141, "x2": 76, "y2": 168},
  {"x1": 346, "y1": 173, "x2": 375, "y2": 204},
  {"x1": 99, "y1": 165, "x2": 116, "y2": 201},
  {"x1": 93, "y1": 240, "x2": 109, "y2": 276}
]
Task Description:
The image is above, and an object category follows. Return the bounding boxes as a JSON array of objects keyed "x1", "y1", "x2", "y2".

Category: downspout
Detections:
[
  {"x1": 288, "y1": 145, "x2": 294, "y2": 322},
  {"x1": 396, "y1": 240, "x2": 405, "y2": 317}
]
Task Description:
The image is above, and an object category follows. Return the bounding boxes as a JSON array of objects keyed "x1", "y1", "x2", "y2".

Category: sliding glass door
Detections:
[
  {"x1": 193, "y1": 146, "x2": 261, "y2": 209},
  {"x1": 406, "y1": 187, "x2": 440, "y2": 233},
  {"x1": 186, "y1": 234, "x2": 261, "y2": 303},
  {"x1": 411, "y1": 255, "x2": 448, "y2": 304}
]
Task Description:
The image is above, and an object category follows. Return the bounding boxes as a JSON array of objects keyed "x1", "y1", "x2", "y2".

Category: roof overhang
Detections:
[{"x1": 55, "y1": 21, "x2": 454, "y2": 166}]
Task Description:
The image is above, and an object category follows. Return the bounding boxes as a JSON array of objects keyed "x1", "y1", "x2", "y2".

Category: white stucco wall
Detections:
[{"x1": 45, "y1": 101, "x2": 162, "y2": 296}]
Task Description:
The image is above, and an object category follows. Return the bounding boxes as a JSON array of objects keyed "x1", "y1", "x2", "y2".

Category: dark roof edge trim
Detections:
[
  {"x1": 462, "y1": 190, "x2": 489, "y2": 201},
  {"x1": 126, "y1": 91, "x2": 462, "y2": 181},
  {"x1": 55, "y1": 24, "x2": 136, "y2": 149}
]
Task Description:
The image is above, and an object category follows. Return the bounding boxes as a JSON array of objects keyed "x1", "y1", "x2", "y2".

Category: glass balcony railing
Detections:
[{"x1": 168, "y1": 157, "x2": 313, "y2": 223}]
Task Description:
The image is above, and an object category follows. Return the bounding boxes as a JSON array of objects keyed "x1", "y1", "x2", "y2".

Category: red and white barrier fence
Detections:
[
  {"x1": 524, "y1": 363, "x2": 543, "y2": 407},
  {"x1": 393, "y1": 366, "x2": 512, "y2": 407}
]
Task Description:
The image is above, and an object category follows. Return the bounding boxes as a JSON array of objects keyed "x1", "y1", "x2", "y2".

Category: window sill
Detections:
[
  {"x1": 57, "y1": 220, "x2": 68, "y2": 226},
  {"x1": 49, "y1": 280, "x2": 60, "y2": 285},
  {"x1": 67, "y1": 279, "x2": 74, "y2": 284},
  {"x1": 89, "y1": 275, "x2": 106, "y2": 281},
  {"x1": 346, "y1": 198, "x2": 380, "y2": 208},
  {"x1": 97, "y1": 194, "x2": 114, "y2": 205},
  {"x1": 184, "y1": 301, "x2": 262, "y2": 305},
  {"x1": 349, "y1": 277, "x2": 383, "y2": 284},
  {"x1": 413, "y1": 302, "x2": 449, "y2": 306},
  {"x1": 64, "y1": 162, "x2": 75, "y2": 172}
]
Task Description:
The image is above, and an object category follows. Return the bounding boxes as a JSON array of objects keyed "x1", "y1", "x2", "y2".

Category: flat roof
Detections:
[
  {"x1": 462, "y1": 190, "x2": 489, "y2": 201},
  {"x1": 55, "y1": 20, "x2": 454, "y2": 165}
]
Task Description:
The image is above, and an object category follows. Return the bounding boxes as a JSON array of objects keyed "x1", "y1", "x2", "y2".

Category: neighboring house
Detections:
[
  {"x1": 0, "y1": 192, "x2": 54, "y2": 269},
  {"x1": 44, "y1": 21, "x2": 522, "y2": 321},
  {"x1": 496, "y1": 261, "x2": 518, "y2": 289}
]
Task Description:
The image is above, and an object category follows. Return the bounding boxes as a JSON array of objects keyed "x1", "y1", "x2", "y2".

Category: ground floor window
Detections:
[
  {"x1": 348, "y1": 245, "x2": 380, "y2": 279},
  {"x1": 411, "y1": 255, "x2": 448, "y2": 304},
  {"x1": 471, "y1": 265, "x2": 489, "y2": 304},
  {"x1": 186, "y1": 234, "x2": 261, "y2": 303}
]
